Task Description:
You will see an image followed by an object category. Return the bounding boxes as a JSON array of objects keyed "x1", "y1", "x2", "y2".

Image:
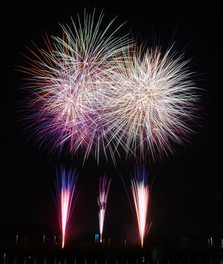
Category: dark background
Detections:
[{"x1": 1, "y1": 0, "x2": 222, "y2": 245}]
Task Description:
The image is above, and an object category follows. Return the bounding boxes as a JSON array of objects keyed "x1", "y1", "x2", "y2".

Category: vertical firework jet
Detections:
[
  {"x1": 55, "y1": 166, "x2": 79, "y2": 248},
  {"x1": 98, "y1": 176, "x2": 111, "y2": 243},
  {"x1": 131, "y1": 167, "x2": 150, "y2": 248}
]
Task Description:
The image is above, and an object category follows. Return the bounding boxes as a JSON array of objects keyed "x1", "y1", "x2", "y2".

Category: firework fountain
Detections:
[
  {"x1": 98, "y1": 176, "x2": 111, "y2": 243},
  {"x1": 55, "y1": 166, "x2": 79, "y2": 248},
  {"x1": 131, "y1": 166, "x2": 151, "y2": 248}
]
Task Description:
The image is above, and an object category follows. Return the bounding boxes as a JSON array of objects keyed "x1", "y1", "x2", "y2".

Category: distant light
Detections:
[
  {"x1": 208, "y1": 236, "x2": 213, "y2": 247},
  {"x1": 95, "y1": 233, "x2": 99, "y2": 244},
  {"x1": 15, "y1": 234, "x2": 19, "y2": 244}
]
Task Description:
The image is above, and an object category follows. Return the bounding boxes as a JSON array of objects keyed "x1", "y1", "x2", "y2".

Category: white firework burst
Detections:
[{"x1": 104, "y1": 45, "x2": 200, "y2": 161}]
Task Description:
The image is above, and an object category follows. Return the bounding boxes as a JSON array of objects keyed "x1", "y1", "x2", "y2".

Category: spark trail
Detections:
[
  {"x1": 55, "y1": 166, "x2": 79, "y2": 248},
  {"x1": 131, "y1": 166, "x2": 150, "y2": 248},
  {"x1": 98, "y1": 176, "x2": 111, "y2": 243}
]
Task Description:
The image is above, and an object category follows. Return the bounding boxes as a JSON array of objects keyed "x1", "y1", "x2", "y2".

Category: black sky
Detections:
[{"x1": 1, "y1": 1, "x2": 222, "y2": 244}]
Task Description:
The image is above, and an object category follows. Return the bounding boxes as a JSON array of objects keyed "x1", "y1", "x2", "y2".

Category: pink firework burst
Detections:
[
  {"x1": 18, "y1": 9, "x2": 132, "y2": 163},
  {"x1": 55, "y1": 166, "x2": 79, "y2": 248},
  {"x1": 98, "y1": 175, "x2": 111, "y2": 243}
]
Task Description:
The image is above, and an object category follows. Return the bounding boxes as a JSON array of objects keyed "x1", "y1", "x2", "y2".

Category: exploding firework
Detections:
[
  {"x1": 55, "y1": 166, "x2": 79, "y2": 248},
  {"x1": 104, "y1": 45, "x2": 200, "y2": 161},
  {"x1": 19, "y1": 9, "x2": 200, "y2": 163},
  {"x1": 19, "y1": 9, "x2": 132, "y2": 163},
  {"x1": 98, "y1": 175, "x2": 111, "y2": 243},
  {"x1": 131, "y1": 166, "x2": 151, "y2": 248}
]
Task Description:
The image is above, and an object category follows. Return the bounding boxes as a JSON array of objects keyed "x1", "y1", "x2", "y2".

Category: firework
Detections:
[
  {"x1": 104, "y1": 45, "x2": 200, "y2": 161},
  {"x1": 98, "y1": 175, "x2": 111, "y2": 243},
  {"x1": 55, "y1": 166, "x2": 79, "y2": 248},
  {"x1": 19, "y1": 9, "x2": 132, "y2": 163},
  {"x1": 131, "y1": 166, "x2": 150, "y2": 248},
  {"x1": 19, "y1": 9, "x2": 200, "y2": 163}
]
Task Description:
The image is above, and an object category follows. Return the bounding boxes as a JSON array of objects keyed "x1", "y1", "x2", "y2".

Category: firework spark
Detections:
[
  {"x1": 98, "y1": 175, "x2": 111, "y2": 243},
  {"x1": 131, "y1": 166, "x2": 150, "y2": 248},
  {"x1": 19, "y1": 9, "x2": 132, "y2": 163},
  {"x1": 55, "y1": 166, "x2": 79, "y2": 248},
  {"x1": 104, "y1": 45, "x2": 200, "y2": 161}
]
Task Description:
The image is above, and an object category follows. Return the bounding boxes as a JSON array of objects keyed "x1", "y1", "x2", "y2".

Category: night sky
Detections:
[{"x1": 1, "y1": 1, "x2": 222, "y2": 244}]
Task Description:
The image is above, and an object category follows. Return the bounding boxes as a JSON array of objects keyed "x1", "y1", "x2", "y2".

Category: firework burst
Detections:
[
  {"x1": 131, "y1": 166, "x2": 151, "y2": 248},
  {"x1": 55, "y1": 166, "x2": 79, "y2": 248},
  {"x1": 104, "y1": 45, "x2": 200, "y2": 161},
  {"x1": 18, "y1": 9, "x2": 201, "y2": 163},
  {"x1": 19, "y1": 9, "x2": 132, "y2": 163},
  {"x1": 98, "y1": 175, "x2": 111, "y2": 243}
]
